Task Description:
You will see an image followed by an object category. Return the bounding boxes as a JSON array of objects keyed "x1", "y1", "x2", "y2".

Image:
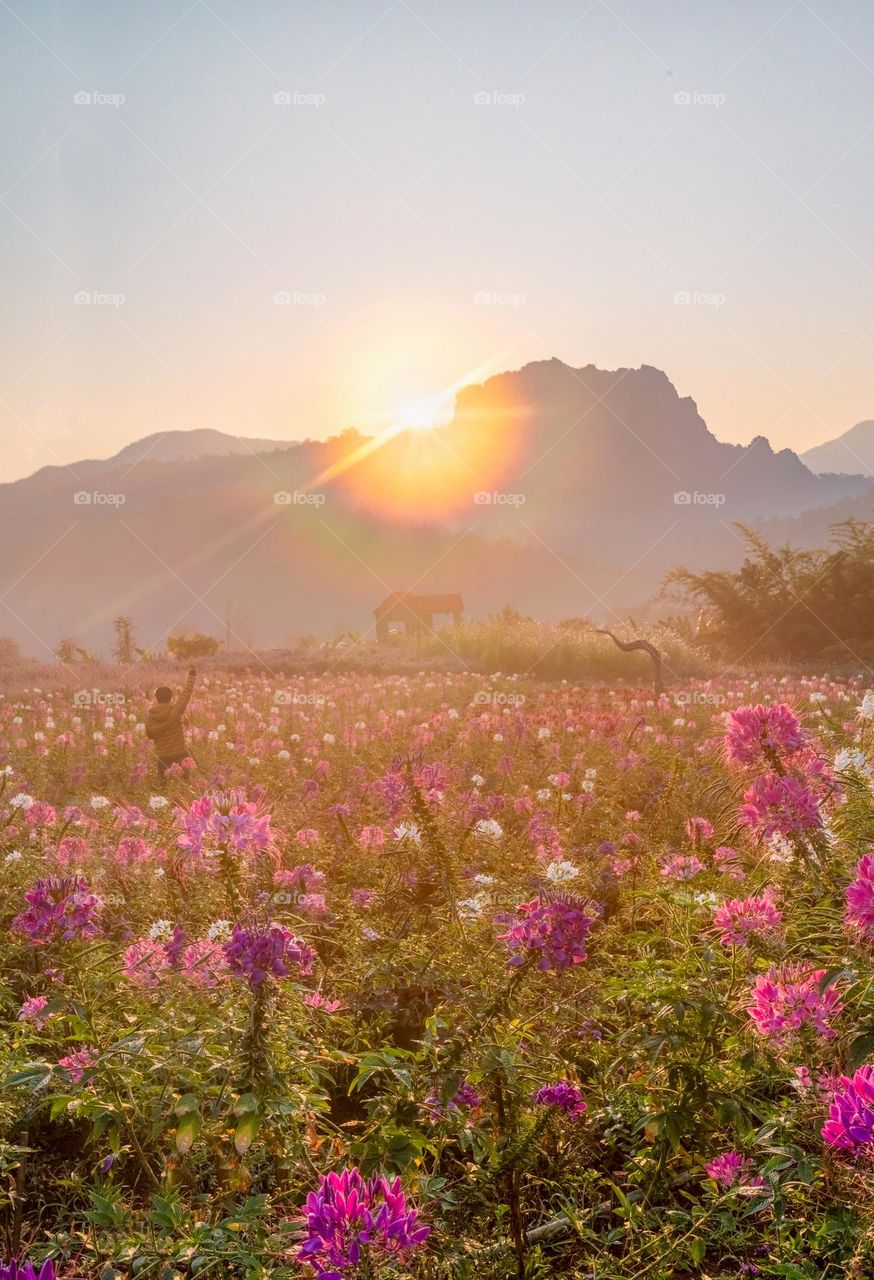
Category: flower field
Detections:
[{"x1": 3, "y1": 668, "x2": 874, "y2": 1278}]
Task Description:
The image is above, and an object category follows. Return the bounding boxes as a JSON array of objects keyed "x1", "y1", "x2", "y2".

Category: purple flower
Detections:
[
  {"x1": 12, "y1": 876, "x2": 101, "y2": 945},
  {"x1": 822, "y1": 1064, "x2": 874, "y2": 1151},
  {"x1": 0, "y1": 1261, "x2": 55, "y2": 1280},
  {"x1": 223, "y1": 922, "x2": 316, "y2": 987},
  {"x1": 499, "y1": 896, "x2": 596, "y2": 970},
  {"x1": 294, "y1": 1167, "x2": 430, "y2": 1277},
  {"x1": 534, "y1": 1081, "x2": 587, "y2": 1117}
]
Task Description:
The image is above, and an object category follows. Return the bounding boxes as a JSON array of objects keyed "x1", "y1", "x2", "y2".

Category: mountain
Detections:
[
  {"x1": 11, "y1": 430, "x2": 297, "y2": 488},
  {"x1": 801, "y1": 422, "x2": 874, "y2": 477},
  {"x1": 0, "y1": 360, "x2": 869, "y2": 656}
]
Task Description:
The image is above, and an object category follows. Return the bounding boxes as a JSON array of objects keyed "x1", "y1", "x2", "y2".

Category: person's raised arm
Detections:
[{"x1": 175, "y1": 667, "x2": 196, "y2": 716}]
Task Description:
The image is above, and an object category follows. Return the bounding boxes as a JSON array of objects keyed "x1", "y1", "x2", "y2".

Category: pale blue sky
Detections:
[{"x1": 2, "y1": 0, "x2": 874, "y2": 480}]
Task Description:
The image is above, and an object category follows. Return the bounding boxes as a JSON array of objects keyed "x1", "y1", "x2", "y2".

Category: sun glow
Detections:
[{"x1": 394, "y1": 396, "x2": 451, "y2": 432}]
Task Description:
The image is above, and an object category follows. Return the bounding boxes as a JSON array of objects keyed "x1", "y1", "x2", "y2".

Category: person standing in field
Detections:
[{"x1": 145, "y1": 666, "x2": 197, "y2": 782}]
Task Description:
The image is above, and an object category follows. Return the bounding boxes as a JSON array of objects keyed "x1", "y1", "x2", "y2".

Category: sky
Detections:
[{"x1": 2, "y1": 0, "x2": 874, "y2": 482}]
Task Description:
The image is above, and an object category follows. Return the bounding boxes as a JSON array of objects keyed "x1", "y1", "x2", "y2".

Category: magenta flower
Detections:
[
  {"x1": 499, "y1": 896, "x2": 596, "y2": 970},
  {"x1": 0, "y1": 1261, "x2": 55, "y2": 1280},
  {"x1": 712, "y1": 894, "x2": 782, "y2": 947},
  {"x1": 821, "y1": 1065, "x2": 874, "y2": 1150},
  {"x1": 223, "y1": 922, "x2": 316, "y2": 987},
  {"x1": 534, "y1": 1081, "x2": 587, "y2": 1117},
  {"x1": 705, "y1": 1149, "x2": 762, "y2": 1189},
  {"x1": 724, "y1": 703, "x2": 806, "y2": 766},
  {"x1": 739, "y1": 773, "x2": 821, "y2": 840},
  {"x1": 12, "y1": 876, "x2": 101, "y2": 945},
  {"x1": 294, "y1": 1167, "x2": 430, "y2": 1278},
  {"x1": 57, "y1": 1046, "x2": 97, "y2": 1083},
  {"x1": 845, "y1": 855, "x2": 874, "y2": 940},
  {"x1": 747, "y1": 964, "x2": 843, "y2": 1042}
]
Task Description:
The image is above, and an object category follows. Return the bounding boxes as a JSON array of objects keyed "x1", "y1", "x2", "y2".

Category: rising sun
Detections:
[{"x1": 395, "y1": 396, "x2": 451, "y2": 432}]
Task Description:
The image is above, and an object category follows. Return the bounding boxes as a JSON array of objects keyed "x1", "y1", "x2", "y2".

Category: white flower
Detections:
[
  {"x1": 834, "y1": 748, "x2": 871, "y2": 776},
  {"x1": 858, "y1": 692, "x2": 874, "y2": 720},
  {"x1": 474, "y1": 819, "x2": 503, "y2": 841},
  {"x1": 5, "y1": 850, "x2": 22, "y2": 862},
  {"x1": 148, "y1": 919, "x2": 173, "y2": 941},
  {"x1": 470, "y1": 774, "x2": 485, "y2": 788},
  {"x1": 148, "y1": 795, "x2": 169, "y2": 809},
  {"x1": 473, "y1": 873, "x2": 495, "y2": 886},
  {"x1": 207, "y1": 919, "x2": 232, "y2": 940},
  {"x1": 585, "y1": 768, "x2": 597, "y2": 780},
  {"x1": 458, "y1": 893, "x2": 489, "y2": 918},
  {"x1": 278, "y1": 749, "x2": 290, "y2": 760},
  {"x1": 580, "y1": 779, "x2": 595, "y2": 793},
  {"x1": 766, "y1": 833, "x2": 795, "y2": 864},
  {"x1": 536, "y1": 788, "x2": 551, "y2": 802},
  {"x1": 90, "y1": 795, "x2": 110, "y2": 809},
  {"x1": 545, "y1": 860, "x2": 580, "y2": 883},
  {"x1": 394, "y1": 823, "x2": 422, "y2": 845},
  {"x1": 537, "y1": 727, "x2": 550, "y2": 739},
  {"x1": 9, "y1": 793, "x2": 33, "y2": 809},
  {"x1": 493, "y1": 733, "x2": 504, "y2": 742},
  {"x1": 323, "y1": 733, "x2": 335, "y2": 744}
]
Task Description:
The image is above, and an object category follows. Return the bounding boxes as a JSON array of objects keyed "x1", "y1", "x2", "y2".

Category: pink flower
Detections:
[
  {"x1": 180, "y1": 939, "x2": 229, "y2": 988},
  {"x1": 358, "y1": 826, "x2": 386, "y2": 848},
  {"x1": 725, "y1": 703, "x2": 806, "y2": 766},
  {"x1": 57, "y1": 1046, "x2": 97, "y2": 1083},
  {"x1": 685, "y1": 816, "x2": 714, "y2": 843},
  {"x1": 747, "y1": 964, "x2": 843, "y2": 1042},
  {"x1": 660, "y1": 855, "x2": 706, "y2": 881},
  {"x1": 739, "y1": 773, "x2": 821, "y2": 840},
  {"x1": 123, "y1": 938, "x2": 171, "y2": 987},
  {"x1": 12, "y1": 876, "x2": 101, "y2": 945},
  {"x1": 304, "y1": 991, "x2": 343, "y2": 1012},
  {"x1": 712, "y1": 894, "x2": 782, "y2": 947},
  {"x1": 845, "y1": 855, "x2": 874, "y2": 940},
  {"x1": 18, "y1": 996, "x2": 51, "y2": 1029}
]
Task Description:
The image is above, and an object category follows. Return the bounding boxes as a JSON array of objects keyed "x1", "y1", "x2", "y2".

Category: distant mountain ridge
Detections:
[
  {"x1": 801, "y1": 421, "x2": 874, "y2": 477},
  {"x1": 0, "y1": 359, "x2": 870, "y2": 655}
]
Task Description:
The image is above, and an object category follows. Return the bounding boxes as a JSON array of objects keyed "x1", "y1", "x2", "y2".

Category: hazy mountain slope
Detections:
[
  {"x1": 0, "y1": 360, "x2": 868, "y2": 656},
  {"x1": 801, "y1": 422, "x2": 874, "y2": 477}
]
